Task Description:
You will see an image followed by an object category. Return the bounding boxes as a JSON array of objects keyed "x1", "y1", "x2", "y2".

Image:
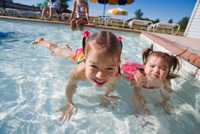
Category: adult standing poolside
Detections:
[
  {"x1": 40, "y1": 0, "x2": 61, "y2": 20},
  {"x1": 70, "y1": 0, "x2": 89, "y2": 31}
]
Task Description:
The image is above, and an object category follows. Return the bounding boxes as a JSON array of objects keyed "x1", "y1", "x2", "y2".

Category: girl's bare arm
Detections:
[
  {"x1": 61, "y1": 65, "x2": 86, "y2": 122},
  {"x1": 131, "y1": 80, "x2": 150, "y2": 114},
  {"x1": 161, "y1": 80, "x2": 173, "y2": 101},
  {"x1": 61, "y1": 69, "x2": 80, "y2": 122},
  {"x1": 160, "y1": 80, "x2": 173, "y2": 113}
]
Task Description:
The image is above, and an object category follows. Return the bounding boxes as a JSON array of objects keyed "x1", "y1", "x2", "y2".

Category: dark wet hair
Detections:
[
  {"x1": 82, "y1": 31, "x2": 122, "y2": 58},
  {"x1": 142, "y1": 45, "x2": 180, "y2": 79}
]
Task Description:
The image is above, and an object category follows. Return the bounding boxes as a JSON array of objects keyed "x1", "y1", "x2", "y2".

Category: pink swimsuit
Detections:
[{"x1": 122, "y1": 62, "x2": 143, "y2": 80}]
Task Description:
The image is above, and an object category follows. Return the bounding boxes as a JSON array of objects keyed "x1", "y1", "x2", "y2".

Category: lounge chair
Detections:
[
  {"x1": 151, "y1": 22, "x2": 180, "y2": 34},
  {"x1": 60, "y1": 12, "x2": 70, "y2": 21},
  {"x1": 106, "y1": 18, "x2": 127, "y2": 28},
  {"x1": 0, "y1": 8, "x2": 6, "y2": 15},
  {"x1": 128, "y1": 19, "x2": 153, "y2": 30},
  {"x1": 4, "y1": 8, "x2": 22, "y2": 17},
  {"x1": 20, "y1": 10, "x2": 40, "y2": 18}
]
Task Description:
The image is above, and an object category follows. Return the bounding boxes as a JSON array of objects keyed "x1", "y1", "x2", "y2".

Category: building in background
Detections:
[
  {"x1": 184, "y1": 0, "x2": 200, "y2": 38},
  {"x1": 0, "y1": 0, "x2": 40, "y2": 11}
]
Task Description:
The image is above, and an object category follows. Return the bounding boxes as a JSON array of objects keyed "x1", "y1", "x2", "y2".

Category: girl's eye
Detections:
[
  {"x1": 160, "y1": 67, "x2": 167, "y2": 71},
  {"x1": 150, "y1": 65, "x2": 155, "y2": 68},
  {"x1": 107, "y1": 67, "x2": 115, "y2": 72},
  {"x1": 90, "y1": 65, "x2": 98, "y2": 69}
]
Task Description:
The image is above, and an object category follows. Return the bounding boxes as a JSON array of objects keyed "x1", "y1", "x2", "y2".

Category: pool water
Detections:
[{"x1": 0, "y1": 20, "x2": 200, "y2": 134}]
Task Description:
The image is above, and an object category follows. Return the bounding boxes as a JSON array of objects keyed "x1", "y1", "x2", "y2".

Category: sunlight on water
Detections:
[{"x1": 0, "y1": 20, "x2": 200, "y2": 134}]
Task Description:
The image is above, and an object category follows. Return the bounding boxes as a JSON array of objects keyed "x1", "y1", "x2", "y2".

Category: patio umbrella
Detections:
[
  {"x1": 90, "y1": 0, "x2": 134, "y2": 18},
  {"x1": 108, "y1": 8, "x2": 127, "y2": 16},
  {"x1": 107, "y1": 8, "x2": 127, "y2": 27}
]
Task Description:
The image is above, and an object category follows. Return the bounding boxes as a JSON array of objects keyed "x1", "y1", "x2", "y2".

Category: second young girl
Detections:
[{"x1": 122, "y1": 47, "x2": 180, "y2": 114}]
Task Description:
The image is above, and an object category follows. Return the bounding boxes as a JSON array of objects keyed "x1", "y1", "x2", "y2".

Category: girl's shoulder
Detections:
[{"x1": 71, "y1": 63, "x2": 86, "y2": 80}]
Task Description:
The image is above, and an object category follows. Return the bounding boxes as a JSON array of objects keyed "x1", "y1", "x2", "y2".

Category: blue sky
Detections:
[{"x1": 14, "y1": 0, "x2": 197, "y2": 22}]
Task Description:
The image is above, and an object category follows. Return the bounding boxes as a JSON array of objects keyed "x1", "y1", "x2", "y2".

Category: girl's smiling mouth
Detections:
[{"x1": 92, "y1": 79, "x2": 106, "y2": 87}]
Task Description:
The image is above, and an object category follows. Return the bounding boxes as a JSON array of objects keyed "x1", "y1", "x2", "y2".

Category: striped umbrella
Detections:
[
  {"x1": 90, "y1": 0, "x2": 134, "y2": 18},
  {"x1": 108, "y1": 8, "x2": 127, "y2": 16}
]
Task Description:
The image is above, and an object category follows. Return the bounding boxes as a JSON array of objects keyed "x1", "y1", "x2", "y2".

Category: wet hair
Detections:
[
  {"x1": 142, "y1": 46, "x2": 180, "y2": 79},
  {"x1": 82, "y1": 31, "x2": 122, "y2": 59}
]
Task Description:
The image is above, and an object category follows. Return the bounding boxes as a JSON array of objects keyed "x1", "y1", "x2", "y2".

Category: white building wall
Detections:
[{"x1": 184, "y1": 0, "x2": 200, "y2": 38}]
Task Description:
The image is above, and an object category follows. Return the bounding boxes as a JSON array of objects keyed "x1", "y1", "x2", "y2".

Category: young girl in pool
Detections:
[
  {"x1": 122, "y1": 46, "x2": 180, "y2": 114},
  {"x1": 34, "y1": 31, "x2": 122, "y2": 121},
  {"x1": 70, "y1": 0, "x2": 89, "y2": 31}
]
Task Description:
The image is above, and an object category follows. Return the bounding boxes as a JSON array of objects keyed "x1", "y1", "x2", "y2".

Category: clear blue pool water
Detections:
[{"x1": 0, "y1": 19, "x2": 200, "y2": 134}]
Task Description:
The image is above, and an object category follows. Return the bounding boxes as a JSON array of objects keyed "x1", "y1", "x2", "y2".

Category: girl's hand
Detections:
[
  {"x1": 134, "y1": 70, "x2": 146, "y2": 87},
  {"x1": 99, "y1": 95, "x2": 120, "y2": 109},
  {"x1": 144, "y1": 106, "x2": 151, "y2": 115},
  {"x1": 60, "y1": 103, "x2": 76, "y2": 122},
  {"x1": 161, "y1": 101, "x2": 172, "y2": 114},
  {"x1": 33, "y1": 37, "x2": 44, "y2": 44}
]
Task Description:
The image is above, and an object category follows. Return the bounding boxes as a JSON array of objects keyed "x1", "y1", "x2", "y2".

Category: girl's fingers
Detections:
[{"x1": 59, "y1": 105, "x2": 75, "y2": 122}]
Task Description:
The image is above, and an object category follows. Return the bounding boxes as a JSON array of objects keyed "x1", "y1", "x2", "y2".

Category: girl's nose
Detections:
[
  {"x1": 154, "y1": 67, "x2": 160, "y2": 73},
  {"x1": 96, "y1": 71, "x2": 106, "y2": 79}
]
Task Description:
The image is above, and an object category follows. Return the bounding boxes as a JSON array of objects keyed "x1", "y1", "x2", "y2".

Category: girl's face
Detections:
[
  {"x1": 84, "y1": 49, "x2": 119, "y2": 87},
  {"x1": 144, "y1": 55, "x2": 169, "y2": 80}
]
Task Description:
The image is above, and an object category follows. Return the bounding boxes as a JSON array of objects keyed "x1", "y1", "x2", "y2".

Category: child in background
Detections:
[
  {"x1": 122, "y1": 47, "x2": 180, "y2": 114},
  {"x1": 34, "y1": 31, "x2": 123, "y2": 121},
  {"x1": 70, "y1": 0, "x2": 89, "y2": 30}
]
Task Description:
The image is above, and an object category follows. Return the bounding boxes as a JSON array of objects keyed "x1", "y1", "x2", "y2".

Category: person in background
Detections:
[
  {"x1": 40, "y1": 0, "x2": 61, "y2": 20},
  {"x1": 70, "y1": 0, "x2": 89, "y2": 30}
]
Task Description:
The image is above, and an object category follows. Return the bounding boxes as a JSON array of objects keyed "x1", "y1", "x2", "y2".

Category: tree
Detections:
[
  {"x1": 36, "y1": 0, "x2": 71, "y2": 13},
  {"x1": 134, "y1": 9, "x2": 143, "y2": 19},
  {"x1": 168, "y1": 19, "x2": 173, "y2": 23},
  {"x1": 178, "y1": 16, "x2": 189, "y2": 32},
  {"x1": 36, "y1": 0, "x2": 48, "y2": 8},
  {"x1": 142, "y1": 17, "x2": 151, "y2": 21},
  {"x1": 153, "y1": 18, "x2": 160, "y2": 24},
  {"x1": 60, "y1": 0, "x2": 71, "y2": 13}
]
